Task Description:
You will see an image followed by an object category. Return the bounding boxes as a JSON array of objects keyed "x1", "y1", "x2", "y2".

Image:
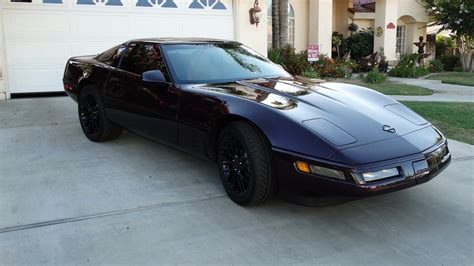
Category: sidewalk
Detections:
[
  {"x1": 390, "y1": 94, "x2": 474, "y2": 102},
  {"x1": 388, "y1": 77, "x2": 474, "y2": 102}
]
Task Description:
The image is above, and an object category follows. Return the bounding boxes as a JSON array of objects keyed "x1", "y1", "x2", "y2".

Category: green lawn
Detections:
[
  {"x1": 362, "y1": 83, "x2": 434, "y2": 96},
  {"x1": 427, "y1": 72, "x2": 474, "y2": 86},
  {"x1": 401, "y1": 101, "x2": 474, "y2": 144}
]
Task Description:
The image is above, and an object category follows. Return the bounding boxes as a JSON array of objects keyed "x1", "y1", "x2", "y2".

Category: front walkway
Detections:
[
  {"x1": 1, "y1": 97, "x2": 473, "y2": 264},
  {"x1": 388, "y1": 77, "x2": 474, "y2": 102}
]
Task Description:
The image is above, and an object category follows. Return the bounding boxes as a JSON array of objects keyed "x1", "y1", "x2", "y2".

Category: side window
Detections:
[
  {"x1": 96, "y1": 44, "x2": 126, "y2": 67},
  {"x1": 119, "y1": 42, "x2": 170, "y2": 81}
]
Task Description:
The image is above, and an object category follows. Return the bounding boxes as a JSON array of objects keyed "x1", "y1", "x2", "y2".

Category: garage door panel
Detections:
[
  {"x1": 4, "y1": 12, "x2": 69, "y2": 39},
  {"x1": 130, "y1": 16, "x2": 185, "y2": 37},
  {"x1": 3, "y1": 2, "x2": 234, "y2": 93},
  {"x1": 6, "y1": 42, "x2": 71, "y2": 64},
  {"x1": 70, "y1": 41, "x2": 124, "y2": 57},
  {"x1": 9, "y1": 68, "x2": 64, "y2": 93},
  {"x1": 70, "y1": 14, "x2": 130, "y2": 38}
]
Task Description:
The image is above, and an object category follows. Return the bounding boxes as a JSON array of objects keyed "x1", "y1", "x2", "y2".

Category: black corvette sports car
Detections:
[{"x1": 63, "y1": 38, "x2": 451, "y2": 206}]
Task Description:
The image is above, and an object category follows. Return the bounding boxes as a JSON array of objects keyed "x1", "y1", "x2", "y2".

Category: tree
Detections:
[
  {"x1": 269, "y1": 0, "x2": 291, "y2": 49},
  {"x1": 418, "y1": 0, "x2": 473, "y2": 71},
  {"x1": 278, "y1": 0, "x2": 289, "y2": 48},
  {"x1": 272, "y1": 0, "x2": 280, "y2": 49},
  {"x1": 332, "y1": 34, "x2": 343, "y2": 58},
  {"x1": 348, "y1": 23, "x2": 359, "y2": 36}
]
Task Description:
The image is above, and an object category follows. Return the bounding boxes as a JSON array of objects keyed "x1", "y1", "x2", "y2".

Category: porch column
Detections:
[
  {"x1": 374, "y1": 0, "x2": 398, "y2": 62},
  {"x1": 309, "y1": 0, "x2": 333, "y2": 57}
]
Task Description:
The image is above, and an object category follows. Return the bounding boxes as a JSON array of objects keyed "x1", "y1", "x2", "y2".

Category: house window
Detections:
[
  {"x1": 288, "y1": 6, "x2": 295, "y2": 48},
  {"x1": 396, "y1": 25, "x2": 406, "y2": 54},
  {"x1": 267, "y1": 2, "x2": 296, "y2": 48},
  {"x1": 10, "y1": 0, "x2": 32, "y2": 2}
]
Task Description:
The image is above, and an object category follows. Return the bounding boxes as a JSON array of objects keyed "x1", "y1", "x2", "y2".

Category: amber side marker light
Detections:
[{"x1": 295, "y1": 161, "x2": 311, "y2": 173}]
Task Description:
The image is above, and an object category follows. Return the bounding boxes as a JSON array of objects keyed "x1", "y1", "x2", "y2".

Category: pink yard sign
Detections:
[{"x1": 308, "y1": 45, "x2": 320, "y2": 62}]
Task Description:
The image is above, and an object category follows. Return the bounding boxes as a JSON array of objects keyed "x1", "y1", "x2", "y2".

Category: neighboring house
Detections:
[{"x1": 0, "y1": 0, "x2": 429, "y2": 99}]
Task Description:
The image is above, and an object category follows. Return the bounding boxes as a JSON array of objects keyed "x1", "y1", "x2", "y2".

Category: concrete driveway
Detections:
[{"x1": 1, "y1": 97, "x2": 473, "y2": 265}]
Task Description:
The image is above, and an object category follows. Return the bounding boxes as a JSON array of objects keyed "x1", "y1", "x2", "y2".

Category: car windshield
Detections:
[{"x1": 161, "y1": 43, "x2": 291, "y2": 84}]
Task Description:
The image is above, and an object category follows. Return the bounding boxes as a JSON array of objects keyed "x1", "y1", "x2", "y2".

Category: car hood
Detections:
[{"x1": 191, "y1": 77, "x2": 437, "y2": 162}]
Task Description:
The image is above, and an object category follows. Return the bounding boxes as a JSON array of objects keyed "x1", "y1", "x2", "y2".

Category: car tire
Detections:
[
  {"x1": 217, "y1": 121, "x2": 274, "y2": 206},
  {"x1": 78, "y1": 86, "x2": 123, "y2": 142}
]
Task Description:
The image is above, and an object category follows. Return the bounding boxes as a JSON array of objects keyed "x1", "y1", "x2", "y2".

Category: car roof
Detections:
[{"x1": 127, "y1": 37, "x2": 239, "y2": 44}]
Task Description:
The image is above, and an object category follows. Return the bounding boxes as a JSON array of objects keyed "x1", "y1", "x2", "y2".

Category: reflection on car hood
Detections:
[{"x1": 195, "y1": 77, "x2": 431, "y2": 149}]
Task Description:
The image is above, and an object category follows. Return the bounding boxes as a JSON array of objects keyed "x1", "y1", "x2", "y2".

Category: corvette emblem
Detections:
[{"x1": 382, "y1": 125, "x2": 396, "y2": 133}]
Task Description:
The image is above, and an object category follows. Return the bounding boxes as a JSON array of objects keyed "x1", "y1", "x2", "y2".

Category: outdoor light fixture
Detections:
[{"x1": 249, "y1": 0, "x2": 262, "y2": 27}]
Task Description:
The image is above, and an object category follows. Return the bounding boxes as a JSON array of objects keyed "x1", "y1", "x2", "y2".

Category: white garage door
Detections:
[{"x1": 2, "y1": 0, "x2": 234, "y2": 93}]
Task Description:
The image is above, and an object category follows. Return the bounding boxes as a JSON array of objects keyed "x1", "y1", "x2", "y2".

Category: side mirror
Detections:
[{"x1": 142, "y1": 70, "x2": 166, "y2": 83}]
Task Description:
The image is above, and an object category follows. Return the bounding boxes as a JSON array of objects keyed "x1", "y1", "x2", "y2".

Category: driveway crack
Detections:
[{"x1": 0, "y1": 194, "x2": 226, "y2": 234}]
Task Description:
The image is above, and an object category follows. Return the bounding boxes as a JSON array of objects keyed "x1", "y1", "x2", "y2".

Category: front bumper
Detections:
[{"x1": 272, "y1": 140, "x2": 451, "y2": 205}]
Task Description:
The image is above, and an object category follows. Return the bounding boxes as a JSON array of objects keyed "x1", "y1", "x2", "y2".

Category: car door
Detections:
[{"x1": 105, "y1": 42, "x2": 179, "y2": 145}]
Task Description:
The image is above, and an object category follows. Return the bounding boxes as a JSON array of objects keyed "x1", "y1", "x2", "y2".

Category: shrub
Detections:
[
  {"x1": 334, "y1": 62, "x2": 353, "y2": 79},
  {"x1": 267, "y1": 48, "x2": 356, "y2": 79},
  {"x1": 441, "y1": 55, "x2": 461, "y2": 71},
  {"x1": 429, "y1": 59, "x2": 444, "y2": 72},
  {"x1": 398, "y1": 54, "x2": 418, "y2": 68},
  {"x1": 363, "y1": 69, "x2": 386, "y2": 84},
  {"x1": 312, "y1": 54, "x2": 335, "y2": 77},
  {"x1": 435, "y1": 35, "x2": 456, "y2": 59},
  {"x1": 267, "y1": 48, "x2": 281, "y2": 64},
  {"x1": 389, "y1": 54, "x2": 430, "y2": 78},
  {"x1": 389, "y1": 66, "x2": 429, "y2": 78},
  {"x1": 301, "y1": 67, "x2": 320, "y2": 79},
  {"x1": 345, "y1": 28, "x2": 374, "y2": 60},
  {"x1": 267, "y1": 46, "x2": 310, "y2": 76},
  {"x1": 453, "y1": 66, "x2": 465, "y2": 72},
  {"x1": 332, "y1": 32, "x2": 349, "y2": 58},
  {"x1": 348, "y1": 23, "x2": 359, "y2": 33}
]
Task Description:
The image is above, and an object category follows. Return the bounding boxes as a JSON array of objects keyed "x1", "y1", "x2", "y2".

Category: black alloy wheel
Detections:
[
  {"x1": 79, "y1": 92, "x2": 101, "y2": 136},
  {"x1": 78, "y1": 86, "x2": 122, "y2": 142},
  {"x1": 220, "y1": 134, "x2": 251, "y2": 195},
  {"x1": 217, "y1": 121, "x2": 274, "y2": 206}
]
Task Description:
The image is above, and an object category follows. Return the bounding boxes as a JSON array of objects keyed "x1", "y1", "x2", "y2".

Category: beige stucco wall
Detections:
[
  {"x1": 290, "y1": 0, "x2": 309, "y2": 52},
  {"x1": 397, "y1": 0, "x2": 428, "y2": 56},
  {"x1": 309, "y1": 0, "x2": 333, "y2": 56},
  {"x1": 398, "y1": 0, "x2": 429, "y2": 23},
  {"x1": 374, "y1": 0, "x2": 399, "y2": 61},
  {"x1": 398, "y1": 18, "x2": 427, "y2": 55},
  {"x1": 333, "y1": 0, "x2": 351, "y2": 37},
  {"x1": 352, "y1": 18, "x2": 374, "y2": 30},
  {"x1": 233, "y1": 0, "x2": 268, "y2": 55}
]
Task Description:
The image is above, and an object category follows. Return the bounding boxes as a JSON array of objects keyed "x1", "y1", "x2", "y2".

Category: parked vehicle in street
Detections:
[{"x1": 63, "y1": 38, "x2": 451, "y2": 206}]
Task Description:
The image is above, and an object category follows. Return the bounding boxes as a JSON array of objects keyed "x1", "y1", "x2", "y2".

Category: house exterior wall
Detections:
[
  {"x1": 398, "y1": 0, "x2": 429, "y2": 23},
  {"x1": 309, "y1": 0, "x2": 333, "y2": 56},
  {"x1": 333, "y1": 0, "x2": 351, "y2": 37},
  {"x1": 352, "y1": 18, "x2": 374, "y2": 30},
  {"x1": 289, "y1": 0, "x2": 309, "y2": 52},
  {"x1": 234, "y1": 0, "x2": 268, "y2": 55}
]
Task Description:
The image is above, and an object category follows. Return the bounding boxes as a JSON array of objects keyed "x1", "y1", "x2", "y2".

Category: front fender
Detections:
[{"x1": 178, "y1": 87, "x2": 337, "y2": 161}]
